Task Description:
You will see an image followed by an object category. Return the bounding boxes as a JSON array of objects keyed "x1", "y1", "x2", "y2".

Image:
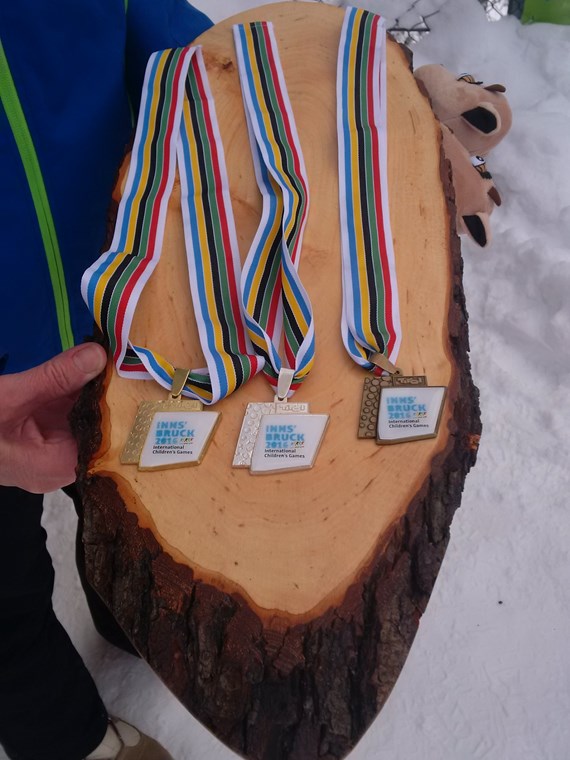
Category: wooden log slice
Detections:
[{"x1": 73, "y1": 4, "x2": 481, "y2": 759}]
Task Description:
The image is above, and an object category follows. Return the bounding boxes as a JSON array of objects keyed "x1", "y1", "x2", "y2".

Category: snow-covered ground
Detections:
[{"x1": 5, "y1": 2, "x2": 569, "y2": 759}]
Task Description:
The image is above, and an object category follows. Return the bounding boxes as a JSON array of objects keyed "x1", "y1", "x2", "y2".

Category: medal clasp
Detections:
[
  {"x1": 369, "y1": 352, "x2": 402, "y2": 376},
  {"x1": 170, "y1": 368, "x2": 191, "y2": 400},
  {"x1": 276, "y1": 367, "x2": 295, "y2": 402}
]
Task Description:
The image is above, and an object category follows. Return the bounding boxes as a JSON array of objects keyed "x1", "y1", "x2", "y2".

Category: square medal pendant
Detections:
[
  {"x1": 360, "y1": 354, "x2": 446, "y2": 445},
  {"x1": 376, "y1": 384, "x2": 446, "y2": 445},
  {"x1": 232, "y1": 399, "x2": 310, "y2": 467},
  {"x1": 358, "y1": 374, "x2": 427, "y2": 439},
  {"x1": 250, "y1": 412, "x2": 329, "y2": 474},
  {"x1": 138, "y1": 408, "x2": 220, "y2": 470},
  {"x1": 121, "y1": 398, "x2": 203, "y2": 464},
  {"x1": 120, "y1": 368, "x2": 220, "y2": 470}
]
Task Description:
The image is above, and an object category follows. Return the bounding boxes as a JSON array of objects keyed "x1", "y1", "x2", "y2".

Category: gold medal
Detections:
[{"x1": 121, "y1": 368, "x2": 220, "y2": 469}]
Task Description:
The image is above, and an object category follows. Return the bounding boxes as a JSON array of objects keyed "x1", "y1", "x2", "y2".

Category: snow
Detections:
[{"x1": 5, "y1": 2, "x2": 570, "y2": 758}]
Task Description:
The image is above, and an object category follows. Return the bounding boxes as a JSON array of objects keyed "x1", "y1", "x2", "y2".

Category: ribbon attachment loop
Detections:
[
  {"x1": 276, "y1": 367, "x2": 296, "y2": 402},
  {"x1": 369, "y1": 352, "x2": 402, "y2": 377},
  {"x1": 170, "y1": 368, "x2": 191, "y2": 400}
]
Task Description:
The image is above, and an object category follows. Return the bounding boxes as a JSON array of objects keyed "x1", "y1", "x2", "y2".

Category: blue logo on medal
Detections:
[
  {"x1": 377, "y1": 386, "x2": 446, "y2": 444},
  {"x1": 153, "y1": 420, "x2": 195, "y2": 447},
  {"x1": 139, "y1": 410, "x2": 220, "y2": 470},
  {"x1": 385, "y1": 395, "x2": 428, "y2": 422},
  {"x1": 264, "y1": 424, "x2": 305, "y2": 451}
]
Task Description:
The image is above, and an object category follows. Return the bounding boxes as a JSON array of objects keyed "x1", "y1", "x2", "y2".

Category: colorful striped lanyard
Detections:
[
  {"x1": 338, "y1": 7, "x2": 446, "y2": 445},
  {"x1": 82, "y1": 45, "x2": 263, "y2": 405},
  {"x1": 337, "y1": 7, "x2": 401, "y2": 378},
  {"x1": 233, "y1": 20, "x2": 314, "y2": 399},
  {"x1": 231, "y1": 21, "x2": 328, "y2": 473}
]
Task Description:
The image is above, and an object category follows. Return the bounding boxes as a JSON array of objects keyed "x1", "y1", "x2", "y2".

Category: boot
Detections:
[{"x1": 85, "y1": 717, "x2": 174, "y2": 760}]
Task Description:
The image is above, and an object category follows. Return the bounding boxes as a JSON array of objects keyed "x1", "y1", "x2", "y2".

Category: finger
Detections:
[{"x1": 15, "y1": 344, "x2": 107, "y2": 409}]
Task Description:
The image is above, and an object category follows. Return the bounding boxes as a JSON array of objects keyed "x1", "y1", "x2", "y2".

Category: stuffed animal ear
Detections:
[
  {"x1": 461, "y1": 213, "x2": 491, "y2": 247},
  {"x1": 488, "y1": 186, "x2": 502, "y2": 207}
]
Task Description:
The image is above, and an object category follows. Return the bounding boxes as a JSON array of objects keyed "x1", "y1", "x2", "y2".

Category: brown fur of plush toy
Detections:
[
  {"x1": 441, "y1": 124, "x2": 501, "y2": 248},
  {"x1": 414, "y1": 64, "x2": 512, "y2": 156}
]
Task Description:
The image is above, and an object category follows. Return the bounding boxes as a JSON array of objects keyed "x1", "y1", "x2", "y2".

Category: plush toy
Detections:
[{"x1": 414, "y1": 64, "x2": 511, "y2": 248}]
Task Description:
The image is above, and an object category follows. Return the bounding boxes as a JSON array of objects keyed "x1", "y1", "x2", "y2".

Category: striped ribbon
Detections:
[
  {"x1": 233, "y1": 21, "x2": 314, "y2": 397},
  {"x1": 81, "y1": 46, "x2": 264, "y2": 403},
  {"x1": 337, "y1": 7, "x2": 401, "y2": 372}
]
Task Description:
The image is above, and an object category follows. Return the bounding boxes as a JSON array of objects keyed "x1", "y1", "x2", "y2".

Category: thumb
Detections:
[{"x1": 21, "y1": 344, "x2": 108, "y2": 406}]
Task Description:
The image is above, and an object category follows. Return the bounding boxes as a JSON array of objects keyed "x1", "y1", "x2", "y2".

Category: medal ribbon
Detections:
[
  {"x1": 337, "y1": 8, "x2": 401, "y2": 372},
  {"x1": 82, "y1": 46, "x2": 264, "y2": 403},
  {"x1": 233, "y1": 21, "x2": 314, "y2": 397}
]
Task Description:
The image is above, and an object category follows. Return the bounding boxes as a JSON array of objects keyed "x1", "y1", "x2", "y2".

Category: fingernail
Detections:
[{"x1": 73, "y1": 344, "x2": 107, "y2": 375}]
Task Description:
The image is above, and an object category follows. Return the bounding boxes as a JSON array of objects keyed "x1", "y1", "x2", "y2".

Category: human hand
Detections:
[{"x1": 0, "y1": 343, "x2": 107, "y2": 493}]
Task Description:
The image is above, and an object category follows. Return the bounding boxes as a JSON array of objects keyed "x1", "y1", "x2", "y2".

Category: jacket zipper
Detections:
[{"x1": 0, "y1": 38, "x2": 74, "y2": 352}]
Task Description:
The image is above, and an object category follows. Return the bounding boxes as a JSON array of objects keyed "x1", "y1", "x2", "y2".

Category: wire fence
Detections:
[
  {"x1": 388, "y1": 4, "x2": 442, "y2": 45},
  {"x1": 312, "y1": 0, "x2": 522, "y2": 46},
  {"x1": 386, "y1": 0, "x2": 513, "y2": 45}
]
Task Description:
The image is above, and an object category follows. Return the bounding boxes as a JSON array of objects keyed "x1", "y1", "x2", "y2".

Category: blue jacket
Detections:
[{"x1": 0, "y1": 0, "x2": 211, "y2": 374}]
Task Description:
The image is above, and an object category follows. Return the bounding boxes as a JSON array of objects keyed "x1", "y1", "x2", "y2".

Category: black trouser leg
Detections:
[{"x1": 0, "y1": 486, "x2": 108, "y2": 760}]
